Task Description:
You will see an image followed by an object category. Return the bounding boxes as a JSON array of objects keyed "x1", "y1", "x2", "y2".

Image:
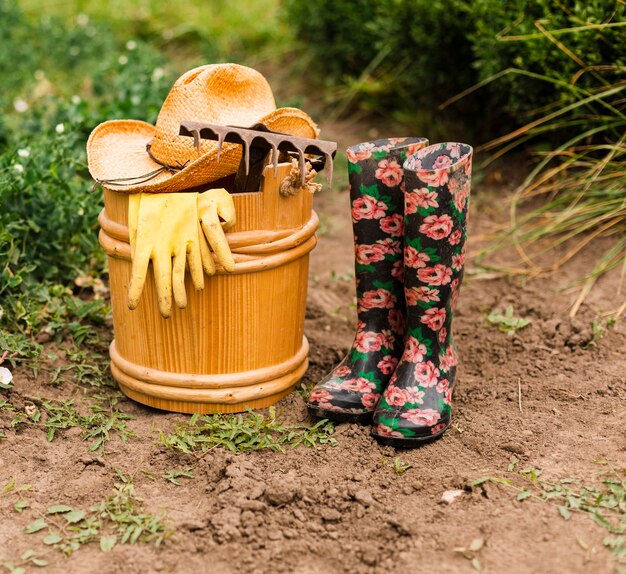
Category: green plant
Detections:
[
  {"x1": 485, "y1": 306, "x2": 532, "y2": 336},
  {"x1": 15, "y1": 472, "x2": 171, "y2": 557},
  {"x1": 459, "y1": 5, "x2": 626, "y2": 316},
  {"x1": 2, "y1": 396, "x2": 134, "y2": 453},
  {"x1": 163, "y1": 467, "x2": 195, "y2": 486},
  {"x1": 157, "y1": 407, "x2": 338, "y2": 454},
  {"x1": 472, "y1": 461, "x2": 626, "y2": 567}
]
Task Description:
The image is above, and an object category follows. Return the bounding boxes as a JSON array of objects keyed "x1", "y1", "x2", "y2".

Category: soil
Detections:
[{"x1": 1, "y1": 122, "x2": 625, "y2": 574}]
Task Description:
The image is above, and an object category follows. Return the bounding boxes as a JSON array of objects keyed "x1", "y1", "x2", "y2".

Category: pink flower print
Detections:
[
  {"x1": 406, "y1": 286, "x2": 440, "y2": 307},
  {"x1": 419, "y1": 214, "x2": 453, "y2": 240},
  {"x1": 452, "y1": 253, "x2": 464, "y2": 272},
  {"x1": 309, "y1": 388, "x2": 333, "y2": 404},
  {"x1": 352, "y1": 195, "x2": 388, "y2": 221},
  {"x1": 388, "y1": 308, "x2": 405, "y2": 334},
  {"x1": 417, "y1": 264, "x2": 453, "y2": 286},
  {"x1": 400, "y1": 408, "x2": 441, "y2": 426},
  {"x1": 421, "y1": 307, "x2": 446, "y2": 331},
  {"x1": 446, "y1": 142, "x2": 462, "y2": 157},
  {"x1": 388, "y1": 137, "x2": 407, "y2": 146},
  {"x1": 438, "y1": 327, "x2": 447, "y2": 344},
  {"x1": 451, "y1": 289, "x2": 460, "y2": 310},
  {"x1": 431, "y1": 423, "x2": 447, "y2": 435},
  {"x1": 358, "y1": 289, "x2": 397, "y2": 311},
  {"x1": 404, "y1": 386, "x2": 425, "y2": 405},
  {"x1": 377, "y1": 355, "x2": 398, "y2": 375},
  {"x1": 391, "y1": 259, "x2": 404, "y2": 281},
  {"x1": 406, "y1": 142, "x2": 425, "y2": 156},
  {"x1": 380, "y1": 214, "x2": 404, "y2": 237},
  {"x1": 414, "y1": 361, "x2": 440, "y2": 387},
  {"x1": 436, "y1": 378, "x2": 449, "y2": 394},
  {"x1": 380, "y1": 329, "x2": 395, "y2": 350},
  {"x1": 373, "y1": 424, "x2": 404, "y2": 438},
  {"x1": 361, "y1": 393, "x2": 381, "y2": 409},
  {"x1": 346, "y1": 142, "x2": 375, "y2": 163},
  {"x1": 404, "y1": 156, "x2": 421, "y2": 171},
  {"x1": 405, "y1": 246, "x2": 430, "y2": 269},
  {"x1": 375, "y1": 159, "x2": 404, "y2": 187},
  {"x1": 378, "y1": 238, "x2": 402, "y2": 255},
  {"x1": 417, "y1": 169, "x2": 449, "y2": 187},
  {"x1": 333, "y1": 365, "x2": 351, "y2": 378},
  {"x1": 433, "y1": 155, "x2": 453, "y2": 170},
  {"x1": 403, "y1": 336, "x2": 427, "y2": 363},
  {"x1": 444, "y1": 387, "x2": 453, "y2": 405},
  {"x1": 449, "y1": 230, "x2": 461, "y2": 246},
  {"x1": 340, "y1": 377, "x2": 376, "y2": 393},
  {"x1": 406, "y1": 189, "x2": 438, "y2": 215},
  {"x1": 355, "y1": 330, "x2": 386, "y2": 353},
  {"x1": 385, "y1": 385, "x2": 408, "y2": 407},
  {"x1": 439, "y1": 346, "x2": 458, "y2": 373},
  {"x1": 450, "y1": 278, "x2": 459, "y2": 292},
  {"x1": 355, "y1": 243, "x2": 387, "y2": 265}
]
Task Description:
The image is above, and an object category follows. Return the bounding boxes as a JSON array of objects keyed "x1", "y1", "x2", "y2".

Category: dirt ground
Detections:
[{"x1": 1, "y1": 122, "x2": 625, "y2": 573}]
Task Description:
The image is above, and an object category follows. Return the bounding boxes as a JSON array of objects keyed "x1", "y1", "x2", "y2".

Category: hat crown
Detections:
[{"x1": 150, "y1": 64, "x2": 277, "y2": 167}]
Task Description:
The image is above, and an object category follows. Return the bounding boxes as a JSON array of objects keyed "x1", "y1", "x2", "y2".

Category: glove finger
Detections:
[
  {"x1": 198, "y1": 224, "x2": 216, "y2": 275},
  {"x1": 187, "y1": 236, "x2": 205, "y2": 291},
  {"x1": 172, "y1": 247, "x2": 188, "y2": 310},
  {"x1": 127, "y1": 246, "x2": 151, "y2": 310},
  {"x1": 201, "y1": 204, "x2": 235, "y2": 273},
  {"x1": 217, "y1": 196, "x2": 237, "y2": 231},
  {"x1": 152, "y1": 251, "x2": 173, "y2": 319}
]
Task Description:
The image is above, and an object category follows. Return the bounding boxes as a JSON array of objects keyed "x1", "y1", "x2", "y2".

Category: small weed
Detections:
[
  {"x1": 157, "y1": 407, "x2": 337, "y2": 454},
  {"x1": 485, "y1": 306, "x2": 531, "y2": 337},
  {"x1": 1, "y1": 396, "x2": 134, "y2": 454},
  {"x1": 472, "y1": 463, "x2": 626, "y2": 567},
  {"x1": 163, "y1": 467, "x2": 194, "y2": 486},
  {"x1": 1, "y1": 549, "x2": 49, "y2": 572},
  {"x1": 17, "y1": 472, "x2": 171, "y2": 557},
  {"x1": 390, "y1": 457, "x2": 413, "y2": 474},
  {"x1": 454, "y1": 537, "x2": 485, "y2": 571}
]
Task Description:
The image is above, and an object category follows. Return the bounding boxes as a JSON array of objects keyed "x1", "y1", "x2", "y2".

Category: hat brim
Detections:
[{"x1": 87, "y1": 108, "x2": 319, "y2": 193}]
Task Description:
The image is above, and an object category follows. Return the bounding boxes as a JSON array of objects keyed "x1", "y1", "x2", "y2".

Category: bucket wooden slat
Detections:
[{"x1": 101, "y1": 163, "x2": 315, "y2": 414}]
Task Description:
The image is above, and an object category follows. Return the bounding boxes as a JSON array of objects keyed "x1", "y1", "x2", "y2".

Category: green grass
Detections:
[
  {"x1": 473, "y1": 460, "x2": 626, "y2": 568},
  {"x1": 459, "y1": 19, "x2": 626, "y2": 318},
  {"x1": 2, "y1": 471, "x2": 171, "y2": 564},
  {"x1": 157, "y1": 407, "x2": 338, "y2": 454},
  {"x1": 1, "y1": 396, "x2": 134, "y2": 454}
]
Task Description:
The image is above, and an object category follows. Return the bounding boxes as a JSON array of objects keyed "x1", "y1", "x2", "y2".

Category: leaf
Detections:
[
  {"x1": 557, "y1": 505, "x2": 571, "y2": 520},
  {"x1": 14, "y1": 499, "x2": 29, "y2": 512},
  {"x1": 43, "y1": 532, "x2": 62, "y2": 545},
  {"x1": 471, "y1": 557, "x2": 482, "y2": 571},
  {"x1": 517, "y1": 490, "x2": 533, "y2": 501},
  {"x1": 25, "y1": 518, "x2": 47, "y2": 533},
  {"x1": 469, "y1": 537, "x2": 485, "y2": 552},
  {"x1": 20, "y1": 550, "x2": 34, "y2": 560},
  {"x1": 100, "y1": 534, "x2": 117, "y2": 552},
  {"x1": 32, "y1": 558, "x2": 48, "y2": 567},
  {"x1": 63, "y1": 509, "x2": 86, "y2": 523},
  {"x1": 47, "y1": 504, "x2": 73, "y2": 514}
]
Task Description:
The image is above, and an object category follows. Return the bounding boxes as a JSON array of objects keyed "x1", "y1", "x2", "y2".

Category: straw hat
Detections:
[{"x1": 87, "y1": 63, "x2": 319, "y2": 193}]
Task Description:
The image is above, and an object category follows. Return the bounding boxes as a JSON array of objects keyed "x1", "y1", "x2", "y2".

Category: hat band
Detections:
[{"x1": 91, "y1": 143, "x2": 189, "y2": 192}]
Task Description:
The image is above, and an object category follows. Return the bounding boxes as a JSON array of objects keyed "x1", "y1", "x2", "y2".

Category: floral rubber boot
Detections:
[
  {"x1": 307, "y1": 137, "x2": 428, "y2": 423},
  {"x1": 371, "y1": 142, "x2": 473, "y2": 446}
]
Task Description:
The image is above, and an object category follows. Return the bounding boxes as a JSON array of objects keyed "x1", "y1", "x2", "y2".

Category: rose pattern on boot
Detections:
[
  {"x1": 372, "y1": 142, "x2": 472, "y2": 441},
  {"x1": 308, "y1": 137, "x2": 428, "y2": 421}
]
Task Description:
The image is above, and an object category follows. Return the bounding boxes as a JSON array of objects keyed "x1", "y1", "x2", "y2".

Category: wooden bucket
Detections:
[{"x1": 97, "y1": 163, "x2": 317, "y2": 414}]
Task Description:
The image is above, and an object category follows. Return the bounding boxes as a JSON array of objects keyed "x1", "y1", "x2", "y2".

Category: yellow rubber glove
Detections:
[
  {"x1": 197, "y1": 188, "x2": 237, "y2": 273},
  {"x1": 128, "y1": 192, "x2": 205, "y2": 318}
]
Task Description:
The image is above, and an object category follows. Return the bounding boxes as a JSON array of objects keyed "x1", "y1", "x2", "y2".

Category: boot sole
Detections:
[
  {"x1": 307, "y1": 405, "x2": 373, "y2": 424},
  {"x1": 371, "y1": 425, "x2": 447, "y2": 448}
]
